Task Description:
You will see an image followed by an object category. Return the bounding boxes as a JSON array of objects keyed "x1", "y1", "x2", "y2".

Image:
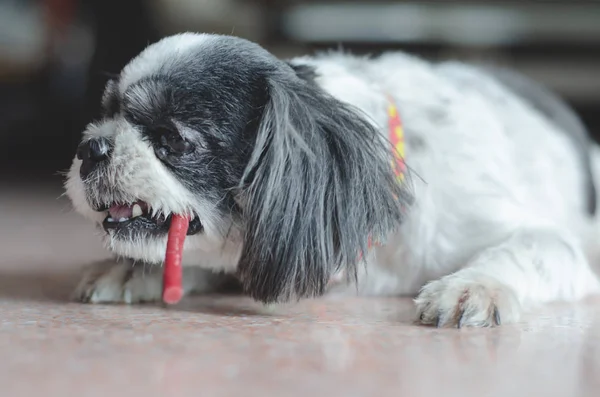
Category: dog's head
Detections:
[{"x1": 65, "y1": 33, "x2": 412, "y2": 303}]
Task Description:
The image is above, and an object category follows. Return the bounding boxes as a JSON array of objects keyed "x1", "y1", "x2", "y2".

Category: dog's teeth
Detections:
[
  {"x1": 118, "y1": 217, "x2": 128, "y2": 222},
  {"x1": 107, "y1": 217, "x2": 115, "y2": 222},
  {"x1": 132, "y1": 204, "x2": 143, "y2": 218}
]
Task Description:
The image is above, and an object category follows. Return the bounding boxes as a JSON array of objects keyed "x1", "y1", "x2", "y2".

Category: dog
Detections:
[{"x1": 65, "y1": 33, "x2": 600, "y2": 327}]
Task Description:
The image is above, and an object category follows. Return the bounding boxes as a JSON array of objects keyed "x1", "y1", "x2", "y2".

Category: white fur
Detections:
[
  {"x1": 117, "y1": 33, "x2": 215, "y2": 94},
  {"x1": 311, "y1": 53, "x2": 600, "y2": 325},
  {"x1": 67, "y1": 33, "x2": 600, "y2": 327}
]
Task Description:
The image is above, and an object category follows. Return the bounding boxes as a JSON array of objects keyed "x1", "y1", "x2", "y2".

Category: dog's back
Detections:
[
  {"x1": 296, "y1": 51, "x2": 600, "y2": 316},
  {"x1": 294, "y1": 52, "x2": 595, "y2": 233}
]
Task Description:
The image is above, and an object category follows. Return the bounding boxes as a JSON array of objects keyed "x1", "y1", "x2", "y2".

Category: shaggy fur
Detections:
[{"x1": 66, "y1": 33, "x2": 600, "y2": 327}]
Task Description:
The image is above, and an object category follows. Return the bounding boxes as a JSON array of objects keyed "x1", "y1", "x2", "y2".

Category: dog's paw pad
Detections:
[
  {"x1": 72, "y1": 262, "x2": 162, "y2": 304},
  {"x1": 414, "y1": 274, "x2": 521, "y2": 328}
]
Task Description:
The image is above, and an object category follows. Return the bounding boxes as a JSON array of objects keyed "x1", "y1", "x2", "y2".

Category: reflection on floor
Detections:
[{"x1": 2, "y1": 183, "x2": 600, "y2": 397}]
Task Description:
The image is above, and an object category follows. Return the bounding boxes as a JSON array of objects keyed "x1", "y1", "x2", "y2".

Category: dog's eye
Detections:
[
  {"x1": 153, "y1": 127, "x2": 195, "y2": 159},
  {"x1": 160, "y1": 134, "x2": 194, "y2": 154}
]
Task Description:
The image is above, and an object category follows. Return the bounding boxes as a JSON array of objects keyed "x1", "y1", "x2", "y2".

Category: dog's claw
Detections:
[
  {"x1": 435, "y1": 310, "x2": 444, "y2": 328},
  {"x1": 457, "y1": 309, "x2": 465, "y2": 329},
  {"x1": 493, "y1": 307, "x2": 501, "y2": 326}
]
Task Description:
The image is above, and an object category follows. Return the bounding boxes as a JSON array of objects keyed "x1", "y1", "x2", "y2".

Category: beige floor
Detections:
[{"x1": 2, "y1": 182, "x2": 600, "y2": 397}]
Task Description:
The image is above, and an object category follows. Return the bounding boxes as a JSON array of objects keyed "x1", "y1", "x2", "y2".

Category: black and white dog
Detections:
[{"x1": 66, "y1": 33, "x2": 600, "y2": 327}]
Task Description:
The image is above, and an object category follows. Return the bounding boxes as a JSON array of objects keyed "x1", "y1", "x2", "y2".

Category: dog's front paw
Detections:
[
  {"x1": 72, "y1": 260, "x2": 162, "y2": 304},
  {"x1": 414, "y1": 273, "x2": 521, "y2": 328}
]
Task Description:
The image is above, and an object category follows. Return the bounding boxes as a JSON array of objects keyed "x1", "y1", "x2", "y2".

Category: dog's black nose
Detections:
[{"x1": 77, "y1": 138, "x2": 111, "y2": 179}]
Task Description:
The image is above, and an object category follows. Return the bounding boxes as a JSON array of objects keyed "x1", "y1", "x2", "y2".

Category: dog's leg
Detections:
[
  {"x1": 415, "y1": 227, "x2": 600, "y2": 327},
  {"x1": 72, "y1": 259, "x2": 234, "y2": 304}
]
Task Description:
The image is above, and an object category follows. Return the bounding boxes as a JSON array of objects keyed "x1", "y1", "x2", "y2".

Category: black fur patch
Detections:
[
  {"x1": 120, "y1": 42, "x2": 272, "y2": 216},
  {"x1": 287, "y1": 62, "x2": 319, "y2": 84},
  {"x1": 101, "y1": 79, "x2": 121, "y2": 118},
  {"x1": 236, "y1": 65, "x2": 413, "y2": 303}
]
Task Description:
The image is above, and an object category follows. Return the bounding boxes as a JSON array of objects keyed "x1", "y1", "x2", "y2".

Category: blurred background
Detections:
[{"x1": 1, "y1": 0, "x2": 600, "y2": 184}]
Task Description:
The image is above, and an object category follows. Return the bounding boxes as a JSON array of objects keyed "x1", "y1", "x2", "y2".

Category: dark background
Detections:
[{"x1": 2, "y1": 0, "x2": 600, "y2": 183}]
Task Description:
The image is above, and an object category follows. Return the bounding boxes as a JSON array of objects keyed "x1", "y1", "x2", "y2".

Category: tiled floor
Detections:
[{"x1": 2, "y1": 182, "x2": 600, "y2": 397}]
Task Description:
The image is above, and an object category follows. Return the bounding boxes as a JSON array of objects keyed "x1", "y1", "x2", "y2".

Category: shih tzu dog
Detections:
[{"x1": 65, "y1": 33, "x2": 600, "y2": 327}]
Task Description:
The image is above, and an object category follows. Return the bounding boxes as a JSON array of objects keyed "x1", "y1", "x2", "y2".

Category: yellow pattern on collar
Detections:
[
  {"x1": 364, "y1": 96, "x2": 407, "y2": 252},
  {"x1": 387, "y1": 96, "x2": 406, "y2": 183}
]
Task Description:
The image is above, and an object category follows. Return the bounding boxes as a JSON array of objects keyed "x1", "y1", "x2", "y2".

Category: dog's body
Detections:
[{"x1": 66, "y1": 33, "x2": 600, "y2": 327}]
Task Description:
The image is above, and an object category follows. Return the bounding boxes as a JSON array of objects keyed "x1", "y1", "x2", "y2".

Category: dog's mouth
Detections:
[{"x1": 99, "y1": 201, "x2": 203, "y2": 236}]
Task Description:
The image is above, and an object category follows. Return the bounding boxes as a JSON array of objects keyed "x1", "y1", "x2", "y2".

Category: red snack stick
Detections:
[{"x1": 162, "y1": 214, "x2": 190, "y2": 304}]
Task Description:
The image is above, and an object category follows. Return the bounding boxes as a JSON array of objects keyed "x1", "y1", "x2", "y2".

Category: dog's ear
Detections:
[{"x1": 237, "y1": 71, "x2": 413, "y2": 303}]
